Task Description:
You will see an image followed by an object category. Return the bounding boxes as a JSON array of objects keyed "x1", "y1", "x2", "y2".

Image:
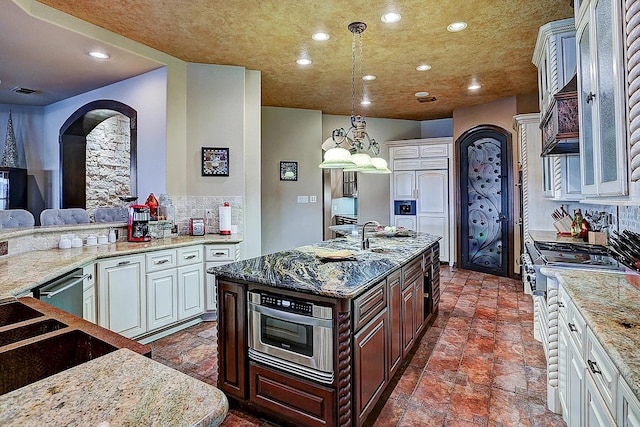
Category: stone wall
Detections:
[{"x1": 86, "y1": 115, "x2": 130, "y2": 212}]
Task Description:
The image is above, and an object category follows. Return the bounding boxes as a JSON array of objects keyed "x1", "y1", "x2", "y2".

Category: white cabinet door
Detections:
[
  {"x1": 392, "y1": 145, "x2": 419, "y2": 159},
  {"x1": 146, "y1": 269, "x2": 178, "y2": 331},
  {"x1": 568, "y1": 334, "x2": 586, "y2": 427},
  {"x1": 98, "y1": 255, "x2": 146, "y2": 338},
  {"x1": 393, "y1": 171, "x2": 416, "y2": 200},
  {"x1": 178, "y1": 264, "x2": 204, "y2": 319},
  {"x1": 394, "y1": 216, "x2": 416, "y2": 230},
  {"x1": 204, "y1": 244, "x2": 239, "y2": 319},
  {"x1": 619, "y1": 376, "x2": 640, "y2": 427},
  {"x1": 416, "y1": 170, "x2": 449, "y2": 262},
  {"x1": 586, "y1": 373, "x2": 617, "y2": 427},
  {"x1": 577, "y1": 0, "x2": 627, "y2": 196}
]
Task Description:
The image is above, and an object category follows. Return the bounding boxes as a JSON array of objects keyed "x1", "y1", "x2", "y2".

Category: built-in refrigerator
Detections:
[{"x1": 0, "y1": 168, "x2": 27, "y2": 210}]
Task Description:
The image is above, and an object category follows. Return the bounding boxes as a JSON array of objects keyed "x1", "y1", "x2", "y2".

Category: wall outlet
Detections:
[
  {"x1": 0, "y1": 241, "x2": 7, "y2": 256},
  {"x1": 310, "y1": 196, "x2": 317, "y2": 203}
]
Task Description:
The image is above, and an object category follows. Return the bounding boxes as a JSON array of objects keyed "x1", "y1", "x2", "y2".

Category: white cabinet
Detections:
[
  {"x1": 416, "y1": 170, "x2": 449, "y2": 262},
  {"x1": 618, "y1": 376, "x2": 640, "y2": 427},
  {"x1": 146, "y1": 268, "x2": 178, "y2": 331},
  {"x1": 555, "y1": 282, "x2": 640, "y2": 427},
  {"x1": 97, "y1": 254, "x2": 146, "y2": 339},
  {"x1": 392, "y1": 171, "x2": 416, "y2": 200},
  {"x1": 204, "y1": 243, "x2": 240, "y2": 320},
  {"x1": 576, "y1": 0, "x2": 628, "y2": 196},
  {"x1": 542, "y1": 155, "x2": 583, "y2": 201},
  {"x1": 532, "y1": 18, "x2": 577, "y2": 117},
  {"x1": 82, "y1": 264, "x2": 96, "y2": 324},
  {"x1": 178, "y1": 264, "x2": 204, "y2": 319},
  {"x1": 388, "y1": 138, "x2": 454, "y2": 264}
]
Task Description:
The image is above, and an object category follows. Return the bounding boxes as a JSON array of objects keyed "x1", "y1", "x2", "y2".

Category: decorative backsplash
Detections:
[{"x1": 170, "y1": 195, "x2": 243, "y2": 236}]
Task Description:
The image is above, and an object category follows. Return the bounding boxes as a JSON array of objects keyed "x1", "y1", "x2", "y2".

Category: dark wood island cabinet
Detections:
[{"x1": 211, "y1": 234, "x2": 440, "y2": 427}]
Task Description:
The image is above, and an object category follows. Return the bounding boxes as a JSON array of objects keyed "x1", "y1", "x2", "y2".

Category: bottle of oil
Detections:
[{"x1": 571, "y1": 209, "x2": 583, "y2": 237}]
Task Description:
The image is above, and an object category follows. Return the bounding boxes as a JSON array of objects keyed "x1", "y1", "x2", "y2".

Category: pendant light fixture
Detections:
[{"x1": 319, "y1": 22, "x2": 390, "y2": 174}]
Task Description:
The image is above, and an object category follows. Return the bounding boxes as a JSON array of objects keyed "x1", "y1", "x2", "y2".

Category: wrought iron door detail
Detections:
[
  {"x1": 466, "y1": 138, "x2": 503, "y2": 269},
  {"x1": 457, "y1": 125, "x2": 511, "y2": 277}
]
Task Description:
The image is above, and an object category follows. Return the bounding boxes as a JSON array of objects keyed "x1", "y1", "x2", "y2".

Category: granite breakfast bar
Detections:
[{"x1": 210, "y1": 232, "x2": 441, "y2": 427}]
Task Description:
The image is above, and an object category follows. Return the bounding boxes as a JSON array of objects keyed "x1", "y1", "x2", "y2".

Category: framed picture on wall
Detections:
[
  {"x1": 202, "y1": 147, "x2": 229, "y2": 176},
  {"x1": 280, "y1": 161, "x2": 298, "y2": 181}
]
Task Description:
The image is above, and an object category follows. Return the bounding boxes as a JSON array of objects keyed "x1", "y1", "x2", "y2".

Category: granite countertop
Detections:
[
  {"x1": 0, "y1": 348, "x2": 228, "y2": 427},
  {"x1": 541, "y1": 267, "x2": 640, "y2": 401},
  {"x1": 0, "y1": 234, "x2": 242, "y2": 297},
  {"x1": 211, "y1": 232, "x2": 440, "y2": 299}
]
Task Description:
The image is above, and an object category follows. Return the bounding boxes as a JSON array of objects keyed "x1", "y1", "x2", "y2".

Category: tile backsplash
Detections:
[{"x1": 170, "y1": 195, "x2": 243, "y2": 235}]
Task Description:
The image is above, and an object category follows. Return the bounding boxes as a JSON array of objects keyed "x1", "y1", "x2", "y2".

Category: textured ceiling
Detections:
[{"x1": 35, "y1": 0, "x2": 573, "y2": 120}]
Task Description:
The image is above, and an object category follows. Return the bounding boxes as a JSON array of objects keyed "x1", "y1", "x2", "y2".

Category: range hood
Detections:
[{"x1": 540, "y1": 74, "x2": 579, "y2": 156}]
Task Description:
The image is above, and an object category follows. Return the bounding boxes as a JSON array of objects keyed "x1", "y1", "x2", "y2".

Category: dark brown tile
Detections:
[
  {"x1": 371, "y1": 397, "x2": 407, "y2": 427},
  {"x1": 398, "y1": 406, "x2": 446, "y2": 427}
]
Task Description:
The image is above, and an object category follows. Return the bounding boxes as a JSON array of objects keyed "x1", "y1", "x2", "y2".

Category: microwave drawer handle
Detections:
[
  {"x1": 248, "y1": 302, "x2": 333, "y2": 329},
  {"x1": 39, "y1": 273, "x2": 92, "y2": 298}
]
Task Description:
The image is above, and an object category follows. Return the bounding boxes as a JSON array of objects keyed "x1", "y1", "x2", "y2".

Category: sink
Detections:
[
  {"x1": 0, "y1": 302, "x2": 44, "y2": 327},
  {"x1": 0, "y1": 329, "x2": 117, "y2": 395},
  {"x1": 0, "y1": 319, "x2": 68, "y2": 347}
]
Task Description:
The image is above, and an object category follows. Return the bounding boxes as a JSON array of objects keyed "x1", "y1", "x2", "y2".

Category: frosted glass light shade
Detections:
[
  {"x1": 344, "y1": 152, "x2": 379, "y2": 172},
  {"x1": 369, "y1": 157, "x2": 392, "y2": 174},
  {"x1": 319, "y1": 147, "x2": 356, "y2": 169}
]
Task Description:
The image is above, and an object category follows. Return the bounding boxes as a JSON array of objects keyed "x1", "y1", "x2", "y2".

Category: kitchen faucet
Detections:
[{"x1": 361, "y1": 220, "x2": 380, "y2": 250}]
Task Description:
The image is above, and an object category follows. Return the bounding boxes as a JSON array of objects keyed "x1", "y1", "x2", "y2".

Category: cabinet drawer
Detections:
[
  {"x1": 393, "y1": 145, "x2": 419, "y2": 159},
  {"x1": 393, "y1": 159, "x2": 421, "y2": 171},
  {"x1": 145, "y1": 249, "x2": 177, "y2": 273},
  {"x1": 353, "y1": 280, "x2": 386, "y2": 331},
  {"x1": 418, "y1": 158, "x2": 448, "y2": 170},
  {"x1": 177, "y1": 245, "x2": 203, "y2": 266},
  {"x1": 205, "y1": 244, "x2": 237, "y2": 262},
  {"x1": 402, "y1": 256, "x2": 423, "y2": 288},
  {"x1": 250, "y1": 363, "x2": 335, "y2": 427},
  {"x1": 419, "y1": 144, "x2": 449, "y2": 158},
  {"x1": 586, "y1": 328, "x2": 618, "y2": 417}
]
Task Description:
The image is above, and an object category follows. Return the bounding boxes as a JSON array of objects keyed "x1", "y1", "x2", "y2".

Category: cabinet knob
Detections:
[
  {"x1": 586, "y1": 92, "x2": 596, "y2": 104},
  {"x1": 118, "y1": 260, "x2": 130, "y2": 266},
  {"x1": 568, "y1": 322, "x2": 578, "y2": 332},
  {"x1": 185, "y1": 254, "x2": 197, "y2": 260}
]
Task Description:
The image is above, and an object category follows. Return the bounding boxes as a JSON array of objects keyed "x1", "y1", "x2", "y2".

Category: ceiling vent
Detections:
[
  {"x1": 11, "y1": 86, "x2": 38, "y2": 95},
  {"x1": 417, "y1": 96, "x2": 437, "y2": 103}
]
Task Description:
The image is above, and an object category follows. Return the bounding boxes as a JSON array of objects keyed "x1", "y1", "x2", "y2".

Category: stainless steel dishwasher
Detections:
[{"x1": 32, "y1": 268, "x2": 92, "y2": 318}]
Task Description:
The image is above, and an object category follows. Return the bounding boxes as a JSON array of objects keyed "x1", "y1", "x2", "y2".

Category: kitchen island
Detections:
[{"x1": 210, "y1": 233, "x2": 440, "y2": 427}]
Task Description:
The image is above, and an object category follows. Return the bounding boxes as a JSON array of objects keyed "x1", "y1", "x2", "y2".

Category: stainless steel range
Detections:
[{"x1": 522, "y1": 239, "x2": 623, "y2": 342}]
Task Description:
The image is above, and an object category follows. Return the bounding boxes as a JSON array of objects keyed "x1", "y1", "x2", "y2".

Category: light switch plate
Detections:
[{"x1": 297, "y1": 196, "x2": 309, "y2": 203}]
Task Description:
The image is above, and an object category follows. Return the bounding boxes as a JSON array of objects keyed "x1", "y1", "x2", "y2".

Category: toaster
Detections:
[{"x1": 190, "y1": 218, "x2": 206, "y2": 236}]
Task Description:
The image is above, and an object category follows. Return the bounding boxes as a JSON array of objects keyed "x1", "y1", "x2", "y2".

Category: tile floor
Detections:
[{"x1": 150, "y1": 266, "x2": 566, "y2": 427}]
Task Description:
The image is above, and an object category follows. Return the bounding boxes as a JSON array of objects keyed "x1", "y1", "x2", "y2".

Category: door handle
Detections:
[{"x1": 496, "y1": 214, "x2": 506, "y2": 223}]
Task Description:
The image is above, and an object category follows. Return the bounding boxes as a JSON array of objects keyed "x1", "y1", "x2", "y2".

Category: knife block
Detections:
[{"x1": 553, "y1": 216, "x2": 573, "y2": 234}]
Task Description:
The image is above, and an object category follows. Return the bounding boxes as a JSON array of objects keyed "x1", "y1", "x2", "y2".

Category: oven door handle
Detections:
[{"x1": 248, "y1": 302, "x2": 333, "y2": 329}]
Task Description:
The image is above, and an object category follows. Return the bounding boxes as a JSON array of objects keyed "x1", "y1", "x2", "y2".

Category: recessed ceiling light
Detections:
[
  {"x1": 296, "y1": 58, "x2": 312, "y2": 65},
  {"x1": 381, "y1": 12, "x2": 401, "y2": 23},
  {"x1": 415, "y1": 91, "x2": 430, "y2": 97},
  {"x1": 416, "y1": 64, "x2": 432, "y2": 71},
  {"x1": 312, "y1": 32, "x2": 330, "y2": 41},
  {"x1": 447, "y1": 22, "x2": 468, "y2": 32},
  {"x1": 468, "y1": 83, "x2": 481, "y2": 90},
  {"x1": 362, "y1": 75, "x2": 376, "y2": 81},
  {"x1": 88, "y1": 51, "x2": 110, "y2": 59},
  {"x1": 361, "y1": 100, "x2": 371, "y2": 105}
]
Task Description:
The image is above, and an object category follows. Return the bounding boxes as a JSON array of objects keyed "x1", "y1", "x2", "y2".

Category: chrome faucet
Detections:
[{"x1": 361, "y1": 220, "x2": 380, "y2": 250}]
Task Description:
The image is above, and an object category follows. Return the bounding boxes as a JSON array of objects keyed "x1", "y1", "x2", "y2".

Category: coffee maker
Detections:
[{"x1": 128, "y1": 205, "x2": 151, "y2": 242}]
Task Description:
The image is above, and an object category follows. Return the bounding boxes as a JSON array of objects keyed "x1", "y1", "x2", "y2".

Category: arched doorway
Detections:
[
  {"x1": 455, "y1": 125, "x2": 514, "y2": 277},
  {"x1": 59, "y1": 100, "x2": 137, "y2": 209}
]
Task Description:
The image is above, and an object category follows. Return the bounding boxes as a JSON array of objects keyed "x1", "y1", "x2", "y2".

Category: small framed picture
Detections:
[
  {"x1": 280, "y1": 161, "x2": 298, "y2": 181},
  {"x1": 202, "y1": 147, "x2": 229, "y2": 176}
]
